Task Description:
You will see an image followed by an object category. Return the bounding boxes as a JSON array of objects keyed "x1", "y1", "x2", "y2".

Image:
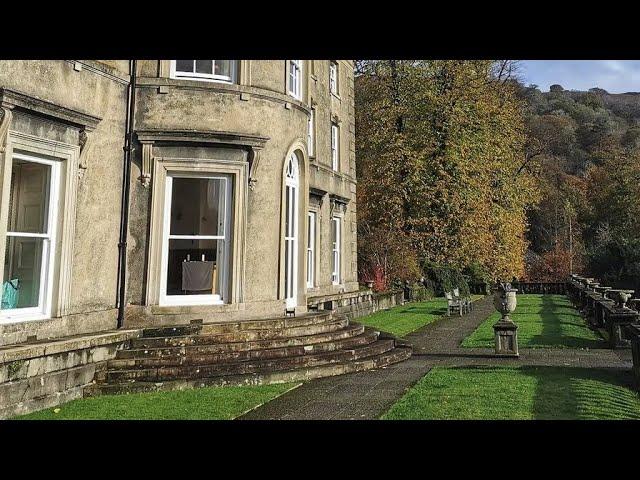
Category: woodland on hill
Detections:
[{"x1": 355, "y1": 60, "x2": 640, "y2": 293}]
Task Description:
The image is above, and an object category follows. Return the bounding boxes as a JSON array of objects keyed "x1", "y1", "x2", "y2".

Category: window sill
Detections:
[
  {"x1": 171, "y1": 74, "x2": 235, "y2": 85},
  {"x1": 331, "y1": 92, "x2": 342, "y2": 101}
]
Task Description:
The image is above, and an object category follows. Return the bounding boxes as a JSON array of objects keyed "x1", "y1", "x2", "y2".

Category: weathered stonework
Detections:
[{"x1": 0, "y1": 60, "x2": 363, "y2": 415}]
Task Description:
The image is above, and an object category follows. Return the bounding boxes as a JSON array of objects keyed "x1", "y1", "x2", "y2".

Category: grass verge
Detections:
[
  {"x1": 15, "y1": 382, "x2": 299, "y2": 420},
  {"x1": 382, "y1": 366, "x2": 640, "y2": 420}
]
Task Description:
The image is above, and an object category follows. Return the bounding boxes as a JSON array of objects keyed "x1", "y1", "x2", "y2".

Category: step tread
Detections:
[
  {"x1": 120, "y1": 323, "x2": 367, "y2": 357},
  {"x1": 130, "y1": 318, "x2": 350, "y2": 348}
]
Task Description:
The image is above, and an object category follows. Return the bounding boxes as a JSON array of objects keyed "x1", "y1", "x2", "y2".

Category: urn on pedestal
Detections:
[{"x1": 493, "y1": 282, "x2": 519, "y2": 357}]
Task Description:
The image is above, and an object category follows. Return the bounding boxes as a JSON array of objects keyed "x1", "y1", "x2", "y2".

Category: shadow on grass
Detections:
[
  {"x1": 430, "y1": 365, "x2": 640, "y2": 420},
  {"x1": 526, "y1": 295, "x2": 605, "y2": 349},
  {"x1": 525, "y1": 365, "x2": 640, "y2": 420},
  {"x1": 398, "y1": 304, "x2": 448, "y2": 316}
]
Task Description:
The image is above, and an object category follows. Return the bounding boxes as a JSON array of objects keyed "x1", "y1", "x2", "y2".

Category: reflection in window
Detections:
[
  {"x1": 2, "y1": 155, "x2": 57, "y2": 314},
  {"x1": 173, "y1": 60, "x2": 237, "y2": 83},
  {"x1": 164, "y1": 176, "x2": 231, "y2": 303}
]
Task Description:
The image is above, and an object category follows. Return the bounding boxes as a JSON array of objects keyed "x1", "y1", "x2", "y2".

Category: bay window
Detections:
[
  {"x1": 330, "y1": 61, "x2": 338, "y2": 95},
  {"x1": 160, "y1": 174, "x2": 232, "y2": 306},
  {"x1": 331, "y1": 123, "x2": 339, "y2": 171},
  {"x1": 307, "y1": 211, "x2": 316, "y2": 288},
  {"x1": 172, "y1": 60, "x2": 237, "y2": 83},
  {"x1": 331, "y1": 216, "x2": 341, "y2": 285},
  {"x1": 308, "y1": 107, "x2": 315, "y2": 158},
  {"x1": 288, "y1": 60, "x2": 302, "y2": 100}
]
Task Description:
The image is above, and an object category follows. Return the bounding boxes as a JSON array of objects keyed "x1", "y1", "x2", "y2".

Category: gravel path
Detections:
[{"x1": 239, "y1": 296, "x2": 632, "y2": 420}]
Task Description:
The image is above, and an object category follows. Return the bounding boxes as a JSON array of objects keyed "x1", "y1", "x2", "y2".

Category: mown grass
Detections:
[
  {"x1": 382, "y1": 366, "x2": 640, "y2": 420},
  {"x1": 357, "y1": 295, "x2": 484, "y2": 338},
  {"x1": 15, "y1": 383, "x2": 299, "y2": 420},
  {"x1": 462, "y1": 294, "x2": 602, "y2": 349}
]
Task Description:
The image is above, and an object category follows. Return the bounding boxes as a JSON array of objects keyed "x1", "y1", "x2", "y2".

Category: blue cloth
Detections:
[{"x1": 2, "y1": 279, "x2": 20, "y2": 309}]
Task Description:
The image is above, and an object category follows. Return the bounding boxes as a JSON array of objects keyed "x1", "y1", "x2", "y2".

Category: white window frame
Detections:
[
  {"x1": 284, "y1": 154, "x2": 300, "y2": 308},
  {"x1": 0, "y1": 152, "x2": 60, "y2": 323},
  {"x1": 170, "y1": 60, "x2": 237, "y2": 84},
  {"x1": 306, "y1": 211, "x2": 316, "y2": 289},
  {"x1": 307, "y1": 107, "x2": 316, "y2": 158},
  {"x1": 329, "y1": 61, "x2": 338, "y2": 95},
  {"x1": 331, "y1": 123, "x2": 339, "y2": 171},
  {"x1": 288, "y1": 60, "x2": 302, "y2": 100},
  {"x1": 331, "y1": 216, "x2": 341, "y2": 285},
  {"x1": 159, "y1": 173, "x2": 232, "y2": 306}
]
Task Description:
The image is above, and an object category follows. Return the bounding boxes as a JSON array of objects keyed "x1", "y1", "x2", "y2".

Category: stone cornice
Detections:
[
  {"x1": 0, "y1": 87, "x2": 102, "y2": 132},
  {"x1": 135, "y1": 129, "x2": 269, "y2": 189},
  {"x1": 135, "y1": 76, "x2": 312, "y2": 116},
  {"x1": 329, "y1": 193, "x2": 351, "y2": 205},
  {"x1": 136, "y1": 129, "x2": 269, "y2": 149}
]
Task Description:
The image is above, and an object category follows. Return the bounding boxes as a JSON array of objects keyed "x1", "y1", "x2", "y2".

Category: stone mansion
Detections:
[{"x1": 0, "y1": 60, "x2": 409, "y2": 418}]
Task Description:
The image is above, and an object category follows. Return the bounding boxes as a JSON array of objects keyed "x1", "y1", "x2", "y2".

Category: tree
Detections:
[{"x1": 356, "y1": 60, "x2": 540, "y2": 287}]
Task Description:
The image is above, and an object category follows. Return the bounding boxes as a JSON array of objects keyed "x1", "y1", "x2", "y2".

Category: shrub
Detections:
[{"x1": 421, "y1": 261, "x2": 470, "y2": 296}]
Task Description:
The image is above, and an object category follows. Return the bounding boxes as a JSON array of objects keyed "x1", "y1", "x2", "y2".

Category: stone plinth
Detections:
[
  {"x1": 493, "y1": 320, "x2": 519, "y2": 357},
  {"x1": 602, "y1": 303, "x2": 639, "y2": 349}
]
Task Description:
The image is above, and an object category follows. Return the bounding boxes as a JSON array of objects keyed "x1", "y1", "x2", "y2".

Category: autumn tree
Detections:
[{"x1": 356, "y1": 60, "x2": 540, "y2": 288}]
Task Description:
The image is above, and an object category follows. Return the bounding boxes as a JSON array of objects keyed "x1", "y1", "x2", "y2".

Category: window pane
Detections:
[
  {"x1": 166, "y1": 238, "x2": 222, "y2": 296},
  {"x1": 284, "y1": 239, "x2": 291, "y2": 297},
  {"x1": 7, "y1": 158, "x2": 51, "y2": 234},
  {"x1": 170, "y1": 177, "x2": 226, "y2": 236},
  {"x1": 176, "y1": 60, "x2": 194, "y2": 73},
  {"x1": 195, "y1": 60, "x2": 213, "y2": 74},
  {"x1": 3, "y1": 236, "x2": 44, "y2": 309},
  {"x1": 215, "y1": 60, "x2": 232, "y2": 78}
]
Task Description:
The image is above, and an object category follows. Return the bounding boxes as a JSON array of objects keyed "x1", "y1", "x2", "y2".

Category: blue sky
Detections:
[{"x1": 518, "y1": 61, "x2": 640, "y2": 93}]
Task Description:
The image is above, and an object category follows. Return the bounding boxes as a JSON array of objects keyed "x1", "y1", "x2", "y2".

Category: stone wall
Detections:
[
  {"x1": 0, "y1": 60, "x2": 129, "y2": 345},
  {"x1": 0, "y1": 329, "x2": 140, "y2": 419},
  {"x1": 308, "y1": 289, "x2": 404, "y2": 321}
]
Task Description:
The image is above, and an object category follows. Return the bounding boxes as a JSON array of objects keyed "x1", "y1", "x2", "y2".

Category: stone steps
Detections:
[
  {"x1": 84, "y1": 311, "x2": 412, "y2": 399},
  {"x1": 84, "y1": 345, "x2": 412, "y2": 398},
  {"x1": 108, "y1": 328, "x2": 379, "y2": 368},
  {"x1": 130, "y1": 317, "x2": 349, "y2": 349},
  {"x1": 102, "y1": 339, "x2": 396, "y2": 383},
  {"x1": 116, "y1": 323, "x2": 366, "y2": 359}
]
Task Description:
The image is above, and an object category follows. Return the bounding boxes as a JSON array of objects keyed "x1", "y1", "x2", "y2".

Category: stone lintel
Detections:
[{"x1": 0, "y1": 87, "x2": 101, "y2": 132}]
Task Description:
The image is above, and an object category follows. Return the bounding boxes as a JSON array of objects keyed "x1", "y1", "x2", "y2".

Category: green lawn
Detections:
[
  {"x1": 462, "y1": 294, "x2": 603, "y2": 349},
  {"x1": 15, "y1": 383, "x2": 299, "y2": 420},
  {"x1": 382, "y1": 366, "x2": 640, "y2": 420},
  {"x1": 357, "y1": 295, "x2": 484, "y2": 338}
]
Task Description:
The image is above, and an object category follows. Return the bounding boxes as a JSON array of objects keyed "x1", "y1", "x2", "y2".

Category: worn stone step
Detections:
[
  {"x1": 117, "y1": 323, "x2": 367, "y2": 359},
  {"x1": 142, "y1": 324, "x2": 203, "y2": 338},
  {"x1": 84, "y1": 345, "x2": 412, "y2": 398},
  {"x1": 103, "y1": 339, "x2": 396, "y2": 383},
  {"x1": 129, "y1": 318, "x2": 350, "y2": 349},
  {"x1": 198, "y1": 311, "x2": 334, "y2": 335},
  {"x1": 107, "y1": 330, "x2": 381, "y2": 369}
]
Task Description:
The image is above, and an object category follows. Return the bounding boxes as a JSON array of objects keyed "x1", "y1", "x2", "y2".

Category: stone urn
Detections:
[
  {"x1": 366, "y1": 280, "x2": 374, "y2": 289},
  {"x1": 610, "y1": 289, "x2": 635, "y2": 309},
  {"x1": 493, "y1": 282, "x2": 519, "y2": 357},
  {"x1": 493, "y1": 285, "x2": 518, "y2": 322}
]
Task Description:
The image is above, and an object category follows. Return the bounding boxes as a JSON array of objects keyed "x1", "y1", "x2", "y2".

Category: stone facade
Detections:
[{"x1": 0, "y1": 60, "x2": 359, "y2": 344}]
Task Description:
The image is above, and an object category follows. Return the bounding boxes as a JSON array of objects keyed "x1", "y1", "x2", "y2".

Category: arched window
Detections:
[{"x1": 284, "y1": 153, "x2": 300, "y2": 308}]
